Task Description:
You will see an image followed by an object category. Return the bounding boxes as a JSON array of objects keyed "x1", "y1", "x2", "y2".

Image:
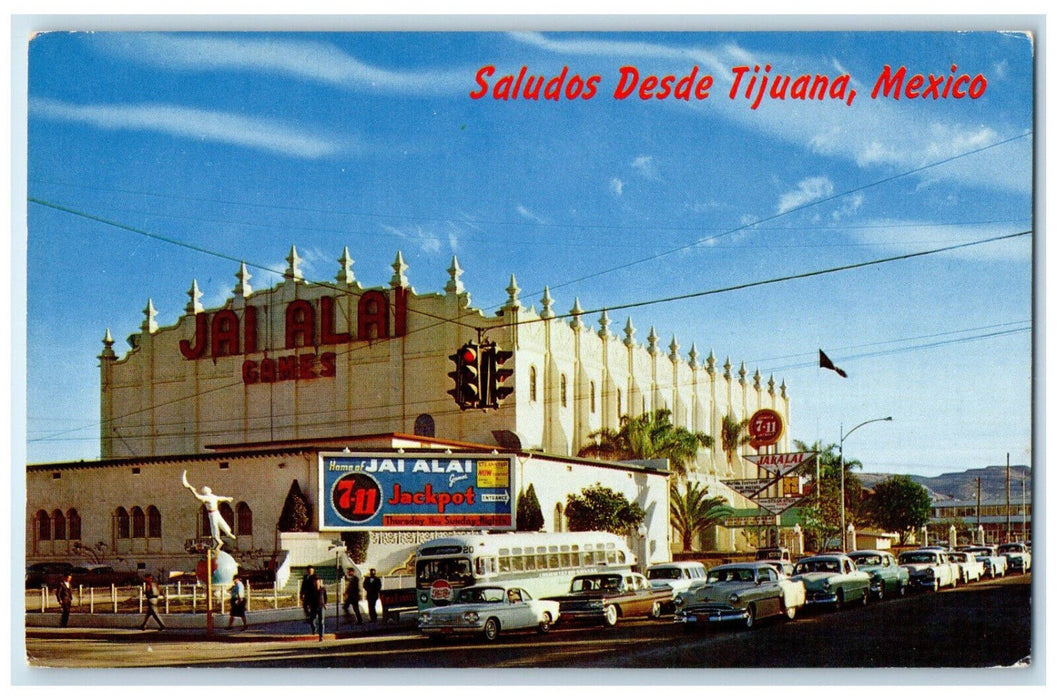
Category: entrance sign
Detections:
[
  {"x1": 754, "y1": 497, "x2": 802, "y2": 514},
  {"x1": 724, "y1": 514, "x2": 781, "y2": 528},
  {"x1": 744, "y1": 451, "x2": 817, "y2": 476},
  {"x1": 319, "y1": 453, "x2": 515, "y2": 530}
]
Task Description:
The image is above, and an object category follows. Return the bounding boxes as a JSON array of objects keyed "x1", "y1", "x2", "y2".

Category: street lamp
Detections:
[{"x1": 839, "y1": 416, "x2": 893, "y2": 551}]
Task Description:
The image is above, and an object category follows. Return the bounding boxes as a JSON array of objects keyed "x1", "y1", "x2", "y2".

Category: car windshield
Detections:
[
  {"x1": 647, "y1": 568, "x2": 680, "y2": 580},
  {"x1": 949, "y1": 553, "x2": 967, "y2": 562},
  {"x1": 454, "y1": 587, "x2": 505, "y2": 604},
  {"x1": 851, "y1": 554, "x2": 881, "y2": 567},
  {"x1": 997, "y1": 545, "x2": 1023, "y2": 554},
  {"x1": 900, "y1": 552, "x2": 937, "y2": 564},
  {"x1": 571, "y1": 575, "x2": 622, "y2": 592},
  {"x1": 794, "y1": 559, "x2": 840, "y2": 574},
  {"x1": 708, "y1": 568, "x2": 756, "y2": 583}
]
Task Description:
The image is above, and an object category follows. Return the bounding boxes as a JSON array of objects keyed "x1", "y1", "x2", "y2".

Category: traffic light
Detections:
[
  {"x1": 486, "y1": 346, "x2": 514, "y2": 408},
  {"x1": 447, "y1": 342, "x2": 481, "y2": 409}
]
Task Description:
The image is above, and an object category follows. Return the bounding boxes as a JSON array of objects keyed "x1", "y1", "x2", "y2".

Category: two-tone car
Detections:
[
  {"x1": 418, "y1": 584, "x2": 560, "y2": 642},
  {"x1": 848, "y1": 550, "x2": 909, "y2": 600},
  {"x1": 646, "y1": 561, "x2": 707, "y2": 614},
  {"x1": 548, "y1": 572, "x2": 671, "y2": 627},
  {"x1": 899, "y1": 548, "x2": 959, "y2": 592},
  {"x1": 673, "y1": 562, "x2": 806, "y2": 629},
  {"x1": 791, "y1": 553, "x2": 872, "y2": 608},
  {"x1": 960, "y1": 545, "x2": 1007, "y2": 578},
  {"x1": 997, "y1": 542, "x2": 1031, "y2": 573},
  {"x1": 948, "y1": 550, "x2": 984, "y2": 584},
  {"x1": 754, "y1": 546, "x2": 794, "y2": 576}
]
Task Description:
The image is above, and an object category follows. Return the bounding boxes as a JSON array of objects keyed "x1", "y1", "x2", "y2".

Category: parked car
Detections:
[
  {"x1": 25, "y1": 562, "x2": 74, "y2": 588},
  {"x1": 755, "y1": 547, "x2": 794, "y2": 576},
  {"x1": 673, "y1": 562, "x2": 806, "y2": 629},
  {"x1": 997, "y1": 542, "x2": 1031, "y2": 573},
  {"x1": 791, "y1": 553, "x2": 871, "y2": 608},
  {"x1": 548, "y1": 572, "x2": 671, "y2": 627},
  {"x1": 947, "y1": 551, "x2": 984, "y2": 584},
  {"x1": 899, "y1": 549, "x2": 959, "y2": 592},
  {"x1": 70, "y1": 564, "x2": 143, "y2": 587},
  {"x1": 646, "y1": 561, "x2": 707, "y2": 613},
  {"x1": 417, "y1": 585, "x2": 559, "y2": 642},
  {"x1": 848, "y1": 550, "x2": 909, "y2": 600},
  {"x1": 961, "y1": 545, "x2": 1008, "y2": 578}
]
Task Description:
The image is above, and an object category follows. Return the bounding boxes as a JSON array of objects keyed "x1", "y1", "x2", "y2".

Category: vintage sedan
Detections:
[
  {"x1": 673, "y1": 562, "x2": 806, "y2": 629},
  {"x1": 948, "y1": 551, "x2": 985, "y2": 584},
  {"x1": 848, "y1": 550, "x2": 909, "y2": 600},
  {"x1": 418, "y1": 585, "x2": 559, "y2": 642},
  {"x1": 961, "y1": 545, "x2": 1007, "y2": 578},
  {"x1": 791, "y1": 553, "x2": 872, "y2": 608},
  {"x1": 899, "y1": 549, "x2": 959, "y2": 592},
  {"x1": 548, "y1": 572, "x2": 671, "y2": 627},
  {"x1": 646, "y1": 561, "x2": 707, "y2": 614},
  {"x1": 997, "y1": 542, "x2": 1032, "y2": 573}
]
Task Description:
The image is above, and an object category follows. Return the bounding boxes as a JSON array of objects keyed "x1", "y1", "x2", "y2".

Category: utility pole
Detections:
[
  {"x1": 976, "y1": 476, "x2": 981, "y2": 531},
  {"x1": 1005, "y1": 453, "x2": 1011, "y2": 542}
]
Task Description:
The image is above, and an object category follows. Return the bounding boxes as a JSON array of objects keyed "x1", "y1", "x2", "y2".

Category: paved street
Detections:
[{"x1": 24, "y1": 573, "x2": 1033, "y2": 676}]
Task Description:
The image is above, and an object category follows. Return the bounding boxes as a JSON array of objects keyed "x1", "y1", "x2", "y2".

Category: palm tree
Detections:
[
  {"x1": 578, "y1": 409, "x2": 712, "y2": 480},
  {"x1": 720, "y1": 413, "x2": 752, "y2": 475},
  {"x1": 669, "y1": 481, "x2": 734, "y2": 551}
]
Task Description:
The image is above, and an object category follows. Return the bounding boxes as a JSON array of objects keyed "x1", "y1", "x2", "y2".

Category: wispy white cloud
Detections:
[
  {"x1": 31, "y1": 97, "x2": 343, "y2": 159},
  {"x1": 609, "y1": 178, "x2": 624, "y2": 196},
  {"x1": 379, "y1": 223, "x2": 444, "y2": 254},
  {"x1": 849, "y1": 219, "x2": 1030, "y2": 263},
  {"x1": 517, "y1": 205, "x2": 548, "y2": 224},
  {"x1": 631, "y1": 155, "x2": 659, "y2": 181},
  {"x1": 97, "y1": 34, "x2": 467, "y2": 94},
  {"x1": 777, "y1": 176, "x2": 834, "y2": 214}
]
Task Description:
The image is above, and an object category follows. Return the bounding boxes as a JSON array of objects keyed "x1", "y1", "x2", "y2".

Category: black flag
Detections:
[{"x1": 819, "y1": 349, "x2": 847, "y2": 378}]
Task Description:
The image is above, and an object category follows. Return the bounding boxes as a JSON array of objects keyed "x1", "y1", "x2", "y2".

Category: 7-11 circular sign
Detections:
[{"x1": 748, "y1": 409, "x2": 783, "y2": 449}]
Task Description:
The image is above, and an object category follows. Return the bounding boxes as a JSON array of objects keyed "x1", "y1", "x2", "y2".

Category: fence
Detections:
[{"x1": 26, "y1": 581, "x2": 301, "y2": 616}]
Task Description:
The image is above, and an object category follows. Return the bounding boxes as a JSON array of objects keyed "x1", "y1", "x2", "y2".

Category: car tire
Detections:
[
  {"x1": 538, "y1": 612, "x2": 552, "y2": 634},
  {"x1": 744, "y1": 604, "x2": 756, "y2": 629},
  {"x1": 649, "y1": 601, "x2": 663, "y2": 620},
  {"x1": 483, "y1": 617, "x2": 500, "y2": 642},
  {"x1": 603, "y1": 604, "x2": 619, "y2": 628}
]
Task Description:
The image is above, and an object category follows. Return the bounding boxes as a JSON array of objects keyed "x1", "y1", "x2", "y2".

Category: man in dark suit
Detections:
[
  {"x1": 363, "y1": 568, "x2": 382, "y2": 623},
  {"x1": 56, "y1": 573, "x2": 73, "y2": 627}
]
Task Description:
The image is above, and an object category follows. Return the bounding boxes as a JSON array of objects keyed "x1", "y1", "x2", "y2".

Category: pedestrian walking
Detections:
[
  {"x1": 364, "y1": 567, "x2": 382, "y2": 623},
  {"x1": 307, "y1": 576, "x2": 328, "y2": 641},
  {"x1": 56, "y1": 573, "x2": 73, "y2": 628},
  {"x1": 299, "y1": 566, "x2": 320, "y2": 623},
  {"x1": 226, "y1": 573, "x2": 247, "y2": 630},
  {"x1": 138, "y1": 573, "x2": 166, "y2": 631},
  {"x1": 343, "y1": 569, "x2": 363, "y2": 624}
]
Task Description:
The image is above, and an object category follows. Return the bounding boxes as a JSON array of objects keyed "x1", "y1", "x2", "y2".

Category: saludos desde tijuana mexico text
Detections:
[{"x1": 470, "y1": 64, "x2": 988, "y2": 107}]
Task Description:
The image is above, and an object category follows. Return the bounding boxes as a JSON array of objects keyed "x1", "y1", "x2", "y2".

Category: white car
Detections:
[
  {"x1": 899, "y1": 549, "x2": 959, "y2": 592},
  {"x1": 646, "y1": 561, "x2": 707, "y2": 612},
  {"x1": 961, "y1": 546, "x2": 1008, "y2": 578},
  {"x1": 997, "y1": 542, "x2": 1031, "y2": 573},
  {"x1": 948, "y1": 551, "x2": 984, "y2": 584},
  {"x1": 418, "y1": 585, "x2": 559, "y2": 642}
]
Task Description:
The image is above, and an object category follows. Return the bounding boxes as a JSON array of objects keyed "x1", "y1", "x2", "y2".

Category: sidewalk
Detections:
[{"x1": 26, "y1": 610, "x2": 417, "y2": 643}]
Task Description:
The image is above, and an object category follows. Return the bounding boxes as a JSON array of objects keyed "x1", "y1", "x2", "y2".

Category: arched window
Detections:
[
  {"x1": 147, "y1": 506, "x2": 162, "y2": 538},
  {"x1": 219, "y1": 502, "x2": 235, "y2": 534},
  {"x1": 52, "y1": 509, "x2": 66, "y2": 540},
  {"x1": 553, "y1": 504, "x2": 564, "y2": 533},
  {"x1": 413, "y1": 414, "x2": 436, "y2": 437},
  {"x1": 530, "y1": 366, "x2": 538, "y2": 402},
  {"x1": 115, "y1": 507, "x2": 130, "y2": 539},
  {"x1": 236, "y1": 502, "x2": 253, "y2": 536},
  {"x1": 67, "y1": 509, "x2": 81, "y2": 541},
  {"x1": 131, "y1": 506, "x2": 145, "y2": 539},
  {"x1": 560, "y1": 374, "x2": 568, "y2": 407},
  {"x1": 36, "y1": 510, "x2": 51, "y2": 541}
]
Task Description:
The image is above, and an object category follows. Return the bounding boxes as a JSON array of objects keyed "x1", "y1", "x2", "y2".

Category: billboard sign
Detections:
[
  {"x1": 744, "y1": 451, "x2": 817, "y2": 477},
  {"x1": 748, "y1": 409, "x2": 784, "y2": 449},
  {"x1": 319, "y1": 453, "x2": 515, "y2": 530}
]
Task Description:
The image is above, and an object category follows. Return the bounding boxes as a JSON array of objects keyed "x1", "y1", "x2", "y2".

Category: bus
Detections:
[{"x1": 414, "y1": 531, "x2": 636, "y2": 610}]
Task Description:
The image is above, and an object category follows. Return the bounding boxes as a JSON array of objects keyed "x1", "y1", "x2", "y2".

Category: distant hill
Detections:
[{"x1": 859, "y1": 464, "x2": 1031, "y2": 502}]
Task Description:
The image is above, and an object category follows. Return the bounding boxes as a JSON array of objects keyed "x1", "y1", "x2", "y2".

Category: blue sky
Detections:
[{"x1": 22, "y1": 29, "x2": 1034, "y2": 477}]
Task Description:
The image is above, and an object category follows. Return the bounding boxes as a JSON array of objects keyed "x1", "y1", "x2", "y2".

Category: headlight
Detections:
[
  {"x1": 419, "y1": 613, "x2": 431, "y2": 625},
  {"x1": 822, "y1": 580, "x2": 831, "y2": 591},
  {"x1": 673, "y1": 594, "x2": 684, "y2": 607},
  {"x1": 924, "y1": 568, "x2": 936, "y2": 579},
  {"x1": 729, "y1": 593, "x2": 740, "y2": 605},
  {"x1": 463, "y1": 611, "x2": 479, "y2": 623}
]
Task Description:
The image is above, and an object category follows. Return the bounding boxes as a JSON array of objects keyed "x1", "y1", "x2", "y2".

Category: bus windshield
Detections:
[{"x1": 416, "y1": 557, "x2": 474, "y2": 587}]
